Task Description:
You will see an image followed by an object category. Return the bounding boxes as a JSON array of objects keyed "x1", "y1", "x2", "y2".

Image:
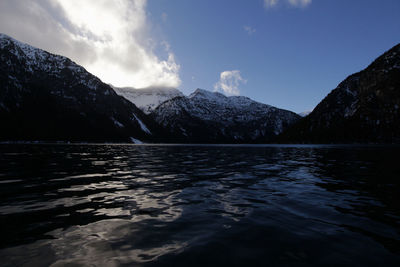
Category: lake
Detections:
[{"x1": 0, "y1": 144, "x2": 399, "y2": 266}]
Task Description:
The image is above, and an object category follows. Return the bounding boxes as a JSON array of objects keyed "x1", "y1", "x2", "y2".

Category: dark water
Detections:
[{"x1": 0, "y1": 144, "x2": 400, "y2": 266}]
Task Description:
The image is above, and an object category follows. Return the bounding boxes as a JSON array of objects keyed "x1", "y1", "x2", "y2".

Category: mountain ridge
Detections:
[
  {"x1": 279, "y1": 42, "x2": 400, "y2": 143},
  {"x1": 0, "y1": 33, "x2": 158, "y2": 143},
  {"x1": 2, "y1": 33, "x2": 399, "y2": 144},
  {"x1": 151, "y1": 88, "x2": 300, "y2": 143}
]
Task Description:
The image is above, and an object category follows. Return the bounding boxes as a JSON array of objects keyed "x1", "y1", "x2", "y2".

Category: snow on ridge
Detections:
[
  {"x1": 188, "y1": 88, "x2": 272, "y2": 109},
  {"x1": 153, "y1": 87, "x2": 301, "y2": 140},
  {"x1": 114, "y1": 86, "x2": 284, "y2": 120},
  {"x1": 298, "y1": 111, "x2": 312, "y2": 117},
  {"x1": 1, "y1": 33, "x2": 105, "y2": 91},
  {"x1": 189, "y1": 88, "x2": 226, "y2": 101},
  {"x1": 114, "y1": 86, "x2": 183, "y2": 114},
  {"x1": 156, "y1": 88, "x2": 298, "y2": 128},
  {"x1": 1, "y1": 33, "x2": 63, "y2": 65}
]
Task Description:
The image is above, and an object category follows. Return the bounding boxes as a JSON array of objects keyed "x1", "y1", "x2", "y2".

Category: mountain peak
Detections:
[
  {"x1": 153, "y1": 86, "x2": 300, "y2": 142},
  {"x1": 189, "y1": 88, "x2": 226, "y2": 100},
  {"x1": 0, "y1": 32, "x2": 88, "y2": 80},
  {"x1": 298, "y1": 110, "x2": 312, "y2": 117},
  {"x1": 190, "y1": 88, "x2": 212, "y2": 95},
  {"x1": 366, "y1": 42, "x2": 400, "y2": 72}
]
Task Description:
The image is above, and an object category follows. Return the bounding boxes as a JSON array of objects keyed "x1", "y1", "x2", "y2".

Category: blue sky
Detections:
[
  {"x1": 0, "y1": 0, "x2": 399, "y2": 113},
  {"x1": 147, "y1": 0, "x2": 400, "y2": 113}
]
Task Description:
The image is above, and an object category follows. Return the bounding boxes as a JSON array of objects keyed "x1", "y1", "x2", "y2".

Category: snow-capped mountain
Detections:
[
  {"x1": 113, "y1": 86, "x2": 183, "y2": 114},
  {"x1": 0, "y1": 33, "x2": 156, "y2": 143},
  {"x1": 280, "y1": 42, "x2": 400, "y2": 143},
  {"x1": 0, "y1": 33, "x2": 299, "y2": 144},
  {"x1": 298, "y1": 110, "x2": 312, "y2": 117},
  {"x1": 8, "y1": 32, "x2": 398, "y2": 144},
  {"x1": 151, "y1": 88, "x2": 300, "y2": 143}
]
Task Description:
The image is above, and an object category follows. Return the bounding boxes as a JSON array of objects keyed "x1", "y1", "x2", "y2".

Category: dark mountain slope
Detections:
[
  {"x1": 279, "y1": 43, "x2": 400, "y2": 143},
  {"x1": 0, "y1": 33, "x2": 157, "y2": 143}
]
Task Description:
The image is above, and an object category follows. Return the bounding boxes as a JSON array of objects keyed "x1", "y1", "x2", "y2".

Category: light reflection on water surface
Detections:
[{"x1": 0, "y1": 144, "x2": 399, "y2": 266}]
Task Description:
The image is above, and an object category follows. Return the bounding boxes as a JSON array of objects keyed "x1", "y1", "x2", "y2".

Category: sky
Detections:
[{"x1": 1, "y1": 0, "x2": 400, "y2": 113}]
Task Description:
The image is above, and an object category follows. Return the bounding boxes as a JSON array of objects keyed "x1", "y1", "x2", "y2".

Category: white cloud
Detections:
[
  {"x1": 264, "y1": 0, "x2": 312, "y2": 8},
  {"x1": 264, "y1": 0, "x2": 279, "y2": 8},
  {"x1": 243, "y1": 26, "x2": 256, "y2": 35},
  {"x1": 214, "y1": 70, "x2": 247, "y2": 96},
  {"x1": 288, "y1": 0, "x2": 312, "y2": 7},
  {"x1": 0, "y1": 0, "x2": 181, "y2": 88}
]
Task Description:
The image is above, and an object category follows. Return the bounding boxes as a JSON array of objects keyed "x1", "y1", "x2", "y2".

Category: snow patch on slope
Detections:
[
  {"x1": 130, "y1": 137, "x2": 143, "y2": 144},
  {"x1": 132, "y1": 113, "x2": 151, "y2": 135},
  {"x1": 111, "y1": 117, "x2": 124, "y2": 128}
]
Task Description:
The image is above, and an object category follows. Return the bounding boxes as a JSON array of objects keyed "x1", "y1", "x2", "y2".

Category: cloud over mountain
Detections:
[
  {"x1": 0, "y1": 0, "x2": 181, "y2": 88},
  {"x1": 214, "y1": 70, "x2": 247, "y2": 96}
]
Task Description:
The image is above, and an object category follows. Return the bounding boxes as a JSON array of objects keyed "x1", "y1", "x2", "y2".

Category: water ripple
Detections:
[{"x1": 0, "y1": 144, "x2": 400, "y2": 266}]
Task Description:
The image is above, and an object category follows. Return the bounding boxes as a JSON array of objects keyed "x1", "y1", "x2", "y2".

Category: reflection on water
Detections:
[{"x1": 0, "y1": 144, "x2": 400, "y2": 266}]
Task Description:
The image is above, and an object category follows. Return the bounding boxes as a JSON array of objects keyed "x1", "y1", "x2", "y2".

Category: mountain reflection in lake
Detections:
[{"x1": 0, "y1": 144, "x2": 399, "y2": 266}]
